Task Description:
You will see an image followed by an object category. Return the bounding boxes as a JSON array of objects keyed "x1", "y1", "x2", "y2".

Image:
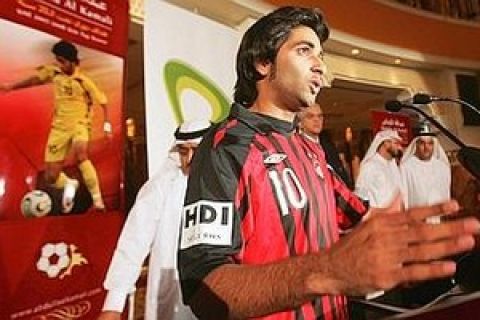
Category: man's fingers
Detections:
[
  {"x1": 395, "y1": 261, "x2": 457, "y2": 285},
  {"x1": 407, "y1": 200, "x2": 460, "y2": 222},
  {"x1": 406, "y1": 217, "x2": 480, "y2": 243},
  {"x1": 402, "y1": 235, "x2": 475, "y2": 264}
]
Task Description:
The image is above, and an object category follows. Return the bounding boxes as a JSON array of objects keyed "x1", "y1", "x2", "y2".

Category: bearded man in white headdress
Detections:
[
  {"x1": 399, "y1": 123, "x2": 453, "y2": 304},
  {"x1": 355, "y1": 129, "x2": 406, "y2": 209},
  {"x1": 98, "y1": 119, "x2": 211, "y2": 320},
  {"x1": 400, "y1": 124, "x2": 451, "y2": 210}
]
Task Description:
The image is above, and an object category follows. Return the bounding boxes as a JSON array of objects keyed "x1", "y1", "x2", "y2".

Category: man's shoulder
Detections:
[
  {"x1": 400, "y1": 156, "x2": 416, "y2": 167},
  {"x1": 139, "y1": 159, "x2": 183, "y2": 194},
  {"x1": 205, "y1": 117, "x2": 257, "y2": 151},
  {"x1": 360, "y1": 158, "x2": 390, "y2": 180},
  {"x1": 36, "y1": 64, "x2": 57, "y2": 70},
  {"x1": 36, "y1": 64, "x2": 61, "y2": 77},
  {"x1": 432, "y1": 158, "x2": 451, "y2": 173},
  {"x1": 361, "y1": 158, "x2": 381, "y2": 170},
  {"x1": 73, "y1": 69, "x2": 95, "y2": 83},
  {"x1": 152, "y1": 157, "x2": 182, "y2": 180}
]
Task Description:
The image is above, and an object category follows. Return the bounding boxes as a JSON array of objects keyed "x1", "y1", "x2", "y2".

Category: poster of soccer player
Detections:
[
  {"x1": 0, "y1": 0, "x2": 128, "y2": 218},
  {"x1": 0, "y1": 0, "x2": 128, "y2": 318}
]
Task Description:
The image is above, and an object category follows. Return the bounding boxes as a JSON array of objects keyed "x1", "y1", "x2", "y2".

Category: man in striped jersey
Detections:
[{"x1": 178, "y1": 6, "x2": 479, "y2": 320}]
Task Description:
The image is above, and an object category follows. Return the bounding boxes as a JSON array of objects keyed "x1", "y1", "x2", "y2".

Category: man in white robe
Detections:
[
  {"x1": 400, "y1": 125, "x2": 451, "y2": 218},
  {"x1": 355, "y1": 129, "x2": 405, "y2": 209},
  {"x1": 400, "y1": 124, "x2": 453, "y2": 304},
  {"x1": 98, "y1": 120, "x2": 211, "y2": 320}
]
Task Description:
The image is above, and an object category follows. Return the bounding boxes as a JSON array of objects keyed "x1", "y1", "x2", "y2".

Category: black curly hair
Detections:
[{"x1": 51, "y1": 40, "x2": 79, "y2": 63}]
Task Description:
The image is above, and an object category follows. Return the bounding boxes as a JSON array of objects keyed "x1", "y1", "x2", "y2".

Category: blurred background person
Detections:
[
  {"x1": 451, "y1": 154, "x2": 480, "y2": 223},
  {"x1": 401, "y1": 123, "x2": 451, "y2": 216},
  {"x1": 298, "y1": 103, "x2": 353, "y2": 188},
  {"x1": 98, "y1": 119, "x2": 210, "y2": 320},
  {"x1": 355, "y1": 129, "x2": 405, "y2": 210},
  {"x1": 400, "y1": 124, "x2": 454, "y2": 306}
]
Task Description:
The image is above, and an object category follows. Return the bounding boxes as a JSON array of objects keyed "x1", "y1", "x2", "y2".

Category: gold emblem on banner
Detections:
[
  {"x1": 59, "y1": 244, "x2": 88, "y2": 279},
  {"x1": 36, "y1": 243, "x2": 88, "y2": 279},
  {"x1": 31, "y1": 301, "x2": 91, "y2": 319}
]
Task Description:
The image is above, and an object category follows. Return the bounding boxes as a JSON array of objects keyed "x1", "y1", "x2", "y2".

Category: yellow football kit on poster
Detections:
[{"x1": 37, "y1": 65, "x2": 107, "y2": 162}]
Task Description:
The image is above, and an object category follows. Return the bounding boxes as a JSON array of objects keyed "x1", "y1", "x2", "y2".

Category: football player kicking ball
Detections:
[{"x1": 0, "y1": 40, "x2": 111, "y2": 213}]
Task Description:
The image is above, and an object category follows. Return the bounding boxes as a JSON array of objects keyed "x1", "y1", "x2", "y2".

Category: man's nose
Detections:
[
  {"x1": 312, "y1": 59, "x2": 333, "y2": 87},
  {"x1": 186, "y1": 149, "x2": 194, "y2": 164},
  {"x1": 311, "y1": 56, "x2": 325, "y2": 74}
]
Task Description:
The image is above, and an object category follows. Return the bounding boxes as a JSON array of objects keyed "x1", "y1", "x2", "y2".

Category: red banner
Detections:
[
  {"x1": 371, "y1": 110, "x2": 412, "y2": 145},
  {"x1": 0, "y1": 213, "x2": 124, "y2": 319},
  {"x1": 0, "y1": 0, "x2": 128, "y2": 57}
]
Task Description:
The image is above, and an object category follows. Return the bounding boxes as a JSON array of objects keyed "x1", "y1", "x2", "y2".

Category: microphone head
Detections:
[
  {"x1": 413, "y1": 93, "x2": 433, "y2": 104},
  {"x1": 385, "y1": 100, "x2": 403, "y2": 112}
]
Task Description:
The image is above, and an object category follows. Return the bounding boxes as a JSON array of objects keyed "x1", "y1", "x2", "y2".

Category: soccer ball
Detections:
[
  {"x1": 36, "y1": 242, "x2": 71, "y2": 278},
  {"x1": 21, "y1": 190, "x2": 52, "y2": 218}
]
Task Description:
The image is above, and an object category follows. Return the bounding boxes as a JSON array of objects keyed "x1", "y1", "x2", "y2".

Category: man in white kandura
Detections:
[
  {"x1": 98, "y1": 119, "x2": 211, "y2": 320},
  {"x1": 355, "y1": 129, "x2": 406, "y2": 209},
  {"x1": 401, "y1": 123, "x2": 451, "y2": 223}
]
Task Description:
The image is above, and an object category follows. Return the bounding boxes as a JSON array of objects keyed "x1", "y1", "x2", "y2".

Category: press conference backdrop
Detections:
[{"x1": 144, "y1": 0, "x2": 239, "y2": 176}]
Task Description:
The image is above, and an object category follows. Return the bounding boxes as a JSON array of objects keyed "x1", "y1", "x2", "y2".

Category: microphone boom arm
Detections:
[
  {"x1": 400, "y1": 104, "x2": 467, "y2": 148},
  {"x1": 444, "y1": 97, "x2": 480, "y2": 117}
]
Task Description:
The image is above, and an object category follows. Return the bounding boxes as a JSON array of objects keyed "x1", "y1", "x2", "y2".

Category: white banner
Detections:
[{"x1": 144, "y1": 0, "x2": 239, "y2": 175}]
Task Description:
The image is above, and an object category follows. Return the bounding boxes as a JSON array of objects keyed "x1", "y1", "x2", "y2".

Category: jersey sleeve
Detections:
[
  {"x1": 330, "y1": 171, "x2": 367, "y2": 230},
  {"x1": 178, "y1": 123, "x2": 251, "y2": 303},
  {"x1": 81, "y1": 76, "x2": 108, "y2": 105},
  {"x1": 35, "y1": 64, "x2": 56, "y2": 82}
]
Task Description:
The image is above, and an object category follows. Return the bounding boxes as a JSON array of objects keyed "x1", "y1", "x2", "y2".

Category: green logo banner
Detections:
[{"x1": 164, "y1": 59, "x2": 231, "y2": 124}]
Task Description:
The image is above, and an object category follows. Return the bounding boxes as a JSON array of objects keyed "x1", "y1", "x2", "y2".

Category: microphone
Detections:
[
  {"x1": 384, "y1": 100, "x2": 403, "y2": 112},
  {"x1": 385, "y1": 100, "x2": 466, "y2": 148},
  {"x1": 412, "y1": 93, "x2": 444, "y2": 104},
  {"x1": 385, "y1": 100, "x2": 480, "y2": 180},
  {"x1": 413, "y1": 93, "x2": 480, "y2": 117}
]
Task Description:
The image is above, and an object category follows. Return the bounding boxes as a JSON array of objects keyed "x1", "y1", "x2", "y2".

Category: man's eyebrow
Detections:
[{"x1": 295, "y1": 40, "x2": 315, "y2": 48}]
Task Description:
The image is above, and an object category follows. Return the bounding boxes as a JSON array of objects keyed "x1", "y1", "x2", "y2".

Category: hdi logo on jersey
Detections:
[{"x1": 180, "y1": 200, "x2": 233, "y2": 249}]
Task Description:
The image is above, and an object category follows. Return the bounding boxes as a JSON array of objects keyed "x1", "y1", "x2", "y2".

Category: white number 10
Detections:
[{"x1": 268, "y1": 168, "x2": 307, "y2": 216}]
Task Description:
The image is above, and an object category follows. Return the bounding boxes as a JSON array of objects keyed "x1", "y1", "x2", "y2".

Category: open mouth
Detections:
[{"x1": 310, "y1": 79, "x2": 322, "y2": 95}]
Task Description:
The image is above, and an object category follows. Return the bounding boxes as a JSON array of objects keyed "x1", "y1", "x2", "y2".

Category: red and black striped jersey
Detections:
[{"x1": 178, "y1": 103, "x2": 366, "y2": 320}]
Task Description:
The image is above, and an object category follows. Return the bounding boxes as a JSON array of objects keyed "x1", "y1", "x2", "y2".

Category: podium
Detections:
[
  {"x1": 386, "y1": 290, "x2": 480, "y2": 319},
  {"x1": 354, "y1": 289, "x2": 480, "y2": 319}
]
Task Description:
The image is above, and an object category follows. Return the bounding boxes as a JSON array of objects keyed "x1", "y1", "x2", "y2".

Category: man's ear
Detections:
[{"x1": 254, "y1": 59, "x2": 271, "y2": 77}]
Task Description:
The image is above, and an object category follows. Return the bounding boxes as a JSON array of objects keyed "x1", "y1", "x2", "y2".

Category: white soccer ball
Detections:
[
  {"x1": 36, "y1": 242, "x2": 71, "y2": 278},
  {"x1": 21, "y1": 190, "x2": 52, "y2": 218}
]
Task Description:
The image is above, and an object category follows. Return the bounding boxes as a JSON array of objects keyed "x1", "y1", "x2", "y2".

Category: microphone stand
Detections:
[
  {"x1": 398, "y1": 104, "x2": 467, "y2": 148},
  {"x1": 439, "y1": 97, "x2": 480, "y2": 117}
]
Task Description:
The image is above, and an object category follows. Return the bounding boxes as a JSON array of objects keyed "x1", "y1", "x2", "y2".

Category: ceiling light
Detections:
[
  {"x1": 351, "y1": 48, "x2": 360, "y2": 56},
  {"x1": 394, "y1": 58, "x2": 402, "y2": 65}
]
